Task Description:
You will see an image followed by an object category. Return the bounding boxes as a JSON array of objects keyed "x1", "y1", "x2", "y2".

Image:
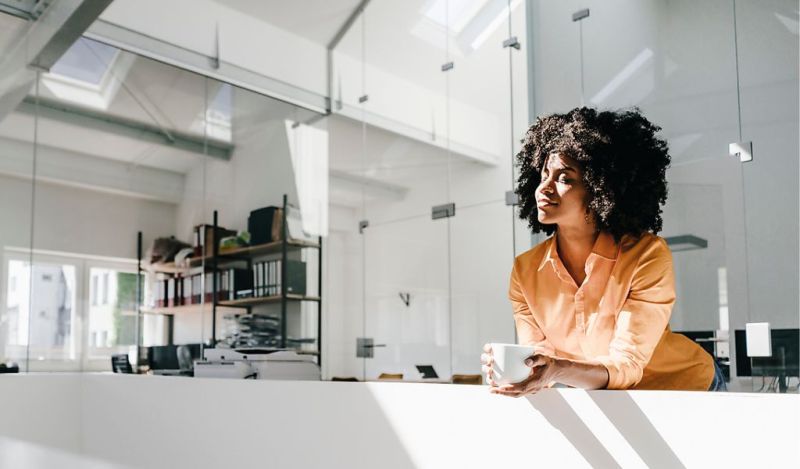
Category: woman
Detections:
[{"x1": 481, "y1": 107, "x2": 726, "y2": 395}]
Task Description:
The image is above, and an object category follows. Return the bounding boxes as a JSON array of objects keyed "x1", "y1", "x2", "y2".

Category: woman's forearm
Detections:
[{"x1": 552, "y1": 358, "x2": 610, "y2": 390}]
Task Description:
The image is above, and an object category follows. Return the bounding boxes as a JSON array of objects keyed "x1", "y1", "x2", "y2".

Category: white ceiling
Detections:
[
  {"x1": 213, "y1": 1, "x2": 526, "y2": 118},
  {"x1": 215, "y1": 0, "x2": 362, "y2": 45},
  {"x1": 0, "y1": 12, "x2": 26, "y2": 53}
]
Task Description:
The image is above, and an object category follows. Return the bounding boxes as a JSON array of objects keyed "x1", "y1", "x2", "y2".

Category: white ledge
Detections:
[{"x1": 0, "y1": 373, "x2": 797, "y2": 468}]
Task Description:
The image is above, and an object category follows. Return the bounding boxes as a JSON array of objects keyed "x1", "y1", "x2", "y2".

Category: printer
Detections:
[{"x1": 194, "y1": 348, "x2": 320, "y2": 381}]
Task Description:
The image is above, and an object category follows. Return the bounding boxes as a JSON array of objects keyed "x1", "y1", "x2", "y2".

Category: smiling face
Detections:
[{"x1": 535, "y1": 153, "x2": 591, "y2": 228}]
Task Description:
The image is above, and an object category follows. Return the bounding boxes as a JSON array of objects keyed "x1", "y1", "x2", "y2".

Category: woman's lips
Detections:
[{"x1": 537, "y1": 201, "x2": 558, "y2": 208}]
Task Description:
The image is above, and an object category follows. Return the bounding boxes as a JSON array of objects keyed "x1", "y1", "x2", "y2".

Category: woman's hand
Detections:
[
  {"x1": 490, "y1": 354, "x2": 562, "y2": 398},
  {"x1": 480, "y1": 343, "x2": 497, "y2": 386}
]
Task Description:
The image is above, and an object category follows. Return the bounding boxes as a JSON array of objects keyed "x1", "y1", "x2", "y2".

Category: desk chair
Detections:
[
  {"x1": 111, "y1": 354, "x2": 133, "y2": 374},
  {"x1": 378, "y1": 373, "x2": 403, "y2": 381}
]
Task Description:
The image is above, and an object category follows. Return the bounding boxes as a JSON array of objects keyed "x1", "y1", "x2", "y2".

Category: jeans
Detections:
[{"x1": 708, "y1": 359, "x2": 728, "y2": 392}]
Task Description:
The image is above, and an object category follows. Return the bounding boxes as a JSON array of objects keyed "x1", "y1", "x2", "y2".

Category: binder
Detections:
[
  {"x1": 182, "y1": 276, "x2": 191, "y2": 306},
  {"x1": 267, "y1": 260, "x2": 274, "y2": 296},
  {"x1": 167, "y1": 278, "x2": 175, "y2": 307}
]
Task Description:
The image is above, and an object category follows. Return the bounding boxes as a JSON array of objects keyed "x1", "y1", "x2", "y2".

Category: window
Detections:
[
  {"x1": 2, "y1": 256, "x2": 78, "y2": 367},
  {"x1": 91, "y1": 275, "x2": 98, "y2": 305},
  {"x1": 1, "y1": 249, "x2": 145, "y2": 371},
  {"x1": 49, "y1": 37, "x2": 118, "y2": 86},
  {"x1": 102, "y1": 272, "x2": 109, "y2": 305},
  {"x1": 87, "y1": 267, "x2": 140, "y2": 361}
]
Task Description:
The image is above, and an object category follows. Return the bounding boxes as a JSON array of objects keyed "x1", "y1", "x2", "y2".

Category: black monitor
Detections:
[
  {"x1": 147, "y1": 344, "x2": 202, "y2": 371},
  {"x1": 673, "y1": 330, "x2": 716, "y2": 357},
  {"x1": 734, "y1": 328, "x2": 800, "y2": 378}
]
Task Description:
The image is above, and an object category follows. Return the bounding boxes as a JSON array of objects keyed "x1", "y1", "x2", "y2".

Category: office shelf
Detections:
[
  {"x1": 218, "y1": 294, "x2": 321, "y2": 308},
  {"x1": 219, "y1": 239, "x2": 320, "y2": 258},
  {"x1": 135, "y1": 194, "x2": 323, "y2": 367},
  {"x1": 140, "y1": 303, "x2": 238, "y2": 316},
  {"x1": 144, "y1": 240, "x2": 319, "y2": 275}
]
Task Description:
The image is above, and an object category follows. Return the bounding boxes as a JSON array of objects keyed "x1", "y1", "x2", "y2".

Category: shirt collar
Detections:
[{"x1": 537, "y1": 230, "x2": 619, "y2": 272}]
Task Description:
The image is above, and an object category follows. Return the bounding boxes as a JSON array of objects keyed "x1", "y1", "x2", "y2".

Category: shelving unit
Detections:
[{"x1": 136, "y1": 194, "x2": 323, "y2": 367}]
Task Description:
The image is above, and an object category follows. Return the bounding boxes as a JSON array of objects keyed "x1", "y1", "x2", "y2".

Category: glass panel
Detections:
[
  {"x1": 735, "y1": 0, "x2": 799, "y2": 392},
  {"x1": 86, "y1": 267, "x2": 141, "y2": 359},
  {"x1": 346, "y1": 3, "x2": 452, "y2": 382},
  {"x1": 448, "y1": 0, "x2": 529, "y2": 378},
  {"x1": 6, "y1": 257, "x2": 78, "y2": 370},
  {"x1": 0, "y1": 13, "x2": 37, "y2": 371},
  {"x1": 364, "y1": 217, "x2": 449, "y2": 380},
  {"x1": 208, "y1": 79, "x2": 324, "y2": 363},
  {"x1": 529, "y1": 0, "x2": 751, "y2": 390},
  {"x1": 27, "y1": 39, "x2": 209, "y2": 370},
  {"x1": 450, "y1": 202, "x2": 516, "y2": 378}
]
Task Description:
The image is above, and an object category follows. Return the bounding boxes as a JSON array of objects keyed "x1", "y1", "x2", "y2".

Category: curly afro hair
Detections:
[{"x1": 515, "y1": 107, "x2": 671, "y2": 243}]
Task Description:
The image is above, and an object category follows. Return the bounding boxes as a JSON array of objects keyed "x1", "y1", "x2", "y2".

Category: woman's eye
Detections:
[{"x1": 557, "y1": 175, "x2": 571, "y2": 183}]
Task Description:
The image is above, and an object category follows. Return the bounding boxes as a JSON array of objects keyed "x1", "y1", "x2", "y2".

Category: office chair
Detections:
[
  {"x1": 378, "y1": 373, "x2": 403, "y2": 381},
  {"x1": 451, "y1": 374, "x2": 482, "y2": 385},
  {"x1": 111, "y1": 354, "x2": 133, "y2": 374}
]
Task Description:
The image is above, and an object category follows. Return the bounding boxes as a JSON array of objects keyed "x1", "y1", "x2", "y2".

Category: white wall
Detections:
[{"x1": 0, "y1": 174, "x2": 176, "y2": 260}]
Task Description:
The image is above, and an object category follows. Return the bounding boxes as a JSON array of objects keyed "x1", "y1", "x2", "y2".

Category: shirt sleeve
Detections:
[
  {"x1": 509, "y1": 259, "x2": 557, "y2": 356},
  {"x1": 595, "y1": 237, "x2": 676, "y2": 389}
]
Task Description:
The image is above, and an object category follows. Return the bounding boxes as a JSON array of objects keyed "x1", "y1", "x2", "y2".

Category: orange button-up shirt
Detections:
[{"x1": 510, "y1": 231, "x2": 714, "y2": 390}]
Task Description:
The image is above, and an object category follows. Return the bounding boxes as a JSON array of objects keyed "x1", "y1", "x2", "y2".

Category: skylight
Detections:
[
  {"x1": 41, "y1": 37, "x2": 130, "y2": 110},
  {"x1": 422, "y1": 0, "x2": 488, "y2": 34},
  {"x1": 414, "y1": 0, "x2": 522, "y2": 54},
  {"x1": 50, "y1": 38, "x2": 118, "y2": 86},
  {"x1": 204, "y1": 83, "x2": 233, "y2": 142}
]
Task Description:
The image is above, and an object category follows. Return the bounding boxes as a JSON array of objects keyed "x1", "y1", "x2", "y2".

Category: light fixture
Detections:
[{"x1": 664, "y1": 234, "x2": 708, "y2": 252}]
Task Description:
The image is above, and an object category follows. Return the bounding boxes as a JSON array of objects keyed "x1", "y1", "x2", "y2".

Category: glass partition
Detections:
[
  {"x1": 0, "y1": 23, "x2": 327, "y2": 373},
  {"x1": 0, "y1": 12, "x2": 42, "y2": 371},
  {"x1": 1, "y1": 1, "x2": 795, "y2": 392},
  {"x1": 529, "y1": 0, "x2": 798, "y2": 392}
]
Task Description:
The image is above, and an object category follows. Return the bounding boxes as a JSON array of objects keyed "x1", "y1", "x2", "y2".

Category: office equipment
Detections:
[
  {"x1": 0, "y1": 362, "x2": 19, "y2": 374},
  {"x1": 146, "y1": 344, "x2": 201, "y2": 376},
  {"x1": 416, "y1": 365, "x2": 439, "y2": 379},
  {"x1": 194, "y1": 348, "x2": 320, "y2": 380},
  {"x1": 734, "y1": 328, "x2": 799, "y2": 392},
  {"x1": 248, "y1": 206, "x2": 281, "y2": 245},
  {"x1": 745, "y1": 322, "x2": 772, "y2": 357}
]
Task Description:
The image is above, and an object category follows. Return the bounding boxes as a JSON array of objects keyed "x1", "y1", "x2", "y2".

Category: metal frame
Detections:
[
  {"x1": 16, "y1": 96, "x2": 234, "y2": 160},
  {"x1": 0, "y1": 0, "x2": 114, "y2": 122}
]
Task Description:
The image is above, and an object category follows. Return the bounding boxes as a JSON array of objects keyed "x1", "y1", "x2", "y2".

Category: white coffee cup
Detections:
[{"x1": 489, "y1": 343, "x2": 535, "y2": 385}]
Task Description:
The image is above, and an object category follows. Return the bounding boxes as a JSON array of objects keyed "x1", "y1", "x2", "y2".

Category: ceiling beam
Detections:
[
  {"x1": 326, "y1": 0, "x2": 371, "y2": 113},
  {"x1": 0, "y1": 136, "x2": 185, "y2": 204},
  {"x1": 17, "y1": 96, "x2": 234, "y2": 160},
  {"x1": 0, "y1": 0, "x2": 114, "y2": 122}
]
